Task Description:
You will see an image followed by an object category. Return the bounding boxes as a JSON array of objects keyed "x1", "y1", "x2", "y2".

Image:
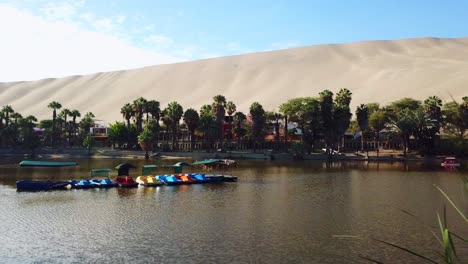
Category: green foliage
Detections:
[
  {"x1": 108, "y1": 121, "x2": 128, "y2": 147},
  {"x1": 249, "y1": 102, "x2": 266, "y2": 150},
  {"x1": 200, "y1": 104, "x2": 213, "y2": 118},
  {"x1": 132, "y1": 97, "x2": 147, "y2": 132},
  {"x1": 442, "y1": 100, "x2": 467, "y2": 142},
  {"x1": 83, "y1": 133, "x2": 95, "y2": 155},
  {"x1": 146, "y1": 100, "x2": 160, "y2": 121},
  {"x1": 19, "y1": 116, "x2": 40, "y2": 155},
  {"x1": 138, "y1": 125, "x2": 154, "y2": 159},
  {"x1": 164, "y1": 101, "x2": 184, "y2": 150}
]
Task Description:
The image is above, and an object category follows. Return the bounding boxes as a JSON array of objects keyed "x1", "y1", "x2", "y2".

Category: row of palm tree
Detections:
[
  {"x1": 0, "y1": 101, "x2": 93, "y2": 152},
  {"x1": 355, "y1": 96, "x2": 468, "y2": 156}
]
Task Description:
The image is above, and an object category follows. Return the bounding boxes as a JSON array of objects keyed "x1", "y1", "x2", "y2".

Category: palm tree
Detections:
[
  {"x1": 59, "y1": 108, "x2": 71, "y2": 146},
  {"x1": 212, "y1": 95, "x2": 227, "y2": 148},
  {"x1": 233, "y1": 112, "x2": 246, "y2": 148},
  {"x1": 47, "y1": 101, "x2": 62, "y2": 146},
  {"x1": 388, "y1": 109, "x2": 415, "y2": 156},
  {"x1": 0, "y1": 111, "x2": 4, "y2": 129},
  {"x1": 132, "y1": 97, "x2": 147, "y2": 132},
  {"x1": 2, "y1": 105, "x2": 14, "y2": 127},
  {"x1": 121, "y1": 103, "x2": 133, "y2": 130},
  {"x1": 70, "y1": 109, "x2": 81, "y2": 146},
  {"x1": 356, "y1": 104, "x2": 369, "y2": 152},
  {"x1": 266, "y1": 112, "x2": 283, "y2": 151},
  {"x1": 183, "y1": 108, "x2": 200, "y2": 152},
  {"x1": 249, "y1": 102, "x2": 266, "y2": 152},
  {"x1": 226, "y1": 101, "x2": 236, "y2": 145},
  {"x1": 165, "y1": 102, "x2": 184, "y2": 150},
  {"x1": 138, "y1": 128, "x2": 154, "y2": 159},
  {"x1": 369, "y1": 110, "x2": 388, "y2": 157},
  {"x1": 120, "y1": 103, "x2": 134, "y2": 147},
  {"x1": 146, "y1": 100, "x2": 161, "y2": 121},
  {"x1": 423, "y1": 96, "x2": 442, "y2": 154},
  {"x1": 200, "y1": 104, "x2": 213, "y2": 118},
  {"x1": 10, "y1": 112, "x2": 22, "y2": 124}
]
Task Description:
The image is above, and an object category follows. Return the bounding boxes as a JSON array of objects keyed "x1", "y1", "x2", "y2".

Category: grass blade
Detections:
[
  {"x1": 359, "y1": 255, "x2": 384, "y2": 264},
  {"x1": 433, "y1": 184, "x2": 468, "y2": 223},
  {"x1": 373, "y1": 238, "x2": 439, "y2": 264}
]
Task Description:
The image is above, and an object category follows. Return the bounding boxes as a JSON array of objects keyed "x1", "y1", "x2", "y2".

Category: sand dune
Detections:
[{"x1": 1, "y1": 37, "x2": 467, "y2": 123}]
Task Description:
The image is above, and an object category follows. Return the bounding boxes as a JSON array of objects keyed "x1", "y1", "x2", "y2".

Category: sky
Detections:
[{"x1": 0, "y1": 0, "x2": 467, "y2": 82}]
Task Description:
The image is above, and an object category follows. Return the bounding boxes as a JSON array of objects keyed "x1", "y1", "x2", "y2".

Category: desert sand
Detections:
[{"x1": 0, "y1": 37, "x2": 467, "y2": 123}]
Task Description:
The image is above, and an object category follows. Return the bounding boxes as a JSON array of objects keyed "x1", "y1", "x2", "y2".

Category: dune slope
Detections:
[{"x1": 1, "y1": 37, "x2": 467, "y2": 123}]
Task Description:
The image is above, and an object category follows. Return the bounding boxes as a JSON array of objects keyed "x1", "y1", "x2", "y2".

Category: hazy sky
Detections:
[{"x1": 1, "y1": 0, "x2": 467, "y2": 81}]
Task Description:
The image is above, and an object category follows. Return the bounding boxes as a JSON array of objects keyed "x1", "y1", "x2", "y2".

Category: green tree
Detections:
[
  {"x1": 200, "y1": 104, "x2": 213, "y2": 118},
  {"x1": 422, "y1": 96, "x2": 443, "y2": 154},
  {"x1": 79, "y1": 112, "x2": 95, "y2": 144},
  {"x1": 249, "y1": 102, "x2": 266, "y2": 152},
  {"x1": 83, "y1": 133, "x2": 95, "y2": 155},
  {"x1": 197, "y1": 114, "x2": 218, "y2": 152},
  {"x1": 2, "y1": 105, "x2": 14, "y2": 127},
  {"x1": 388, "y1": 108, "x2": 417, "y2": 156},
  {"x1": 47, "y1": 101, "x2": 62, "y2": 146},
  {"x1": 164, "y1": 102, "x2": 183, "y2": 151},
  {"x1": 59, "y1": 108, "x2": 71, "y2": 146},
  {"x1": 266, "y1": 111, "x2": 283, "y2": 151},
  {"x1": 70, "y1": 109, "x2": 81, "y2": 147},
  {"x1": 120, "y1": 103, "x2": 134, "y2": 147},
  {"x1": 138, "y1": 127, "x2": 154, "y2": 159},
  {"x1": 146, "y1": 100, "x2": 161, "y2": 121},
  {"x1": 333, "y1": 88, "x2": 353, "y2": 152},
  {"x1": 183, "y1": 108, "x2": 200, "y2": 152},
  {"x1": 369, "y1": 110, "x2": 388, "y2": 157},
  {"x1": 226, "y1": 101, "x2": 236, "y2": 145},
  {"x1": 356, "y1": 104, "x2": 369, "y2": 152},
  {"x1": 212, "y1": 95, "x2": 227, "y2": 148},
  {"x1": 10, "y1": 112, "x2": 22, "y2": 124},
  {"x1": 108, "y1": 121, "x2": 128, "y2": 148},
  {"x1": 280, "y1": 97, "x2": 321, "y2": 153},
  {"x1": 233, "y1": 112, "x2": 247, "y2": 148},
  {"x1": 19, "y1": 115, "x2": 40, "y2": 157},
  {"x1": 319, "y1": 90, "x2": 334, "y2": 156},
  {"x1": 132, "y1": 97, "x2": 147, "y2": 132},
  {"x1": 442, "y1": 99, "x2": 467, "y2": 153}
]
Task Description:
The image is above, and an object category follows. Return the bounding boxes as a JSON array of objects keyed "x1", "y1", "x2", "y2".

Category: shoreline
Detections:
[{"x1": 0, "y1": 147, "x2": 462, "y2": 163}]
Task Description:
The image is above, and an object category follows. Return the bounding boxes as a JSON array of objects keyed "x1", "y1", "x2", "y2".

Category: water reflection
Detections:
[{"x1": 0, "y1": 158, "x2": 466, "y2": 263}]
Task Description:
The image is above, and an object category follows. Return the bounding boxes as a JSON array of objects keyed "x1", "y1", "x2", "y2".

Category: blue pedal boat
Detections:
[
  {"x1": 91, "y1": 178, "x2": 118, "y2": 188},
  {"x1": 74, "y1": 179, "x2": 98, "y2": 189}
]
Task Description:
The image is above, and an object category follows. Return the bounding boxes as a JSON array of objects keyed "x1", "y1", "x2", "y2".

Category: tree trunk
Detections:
[
  {"x1": 361, "y1": 131, "x2": 364, "y2": 151},
  {"x1": 190, "y1": 130, "x2": 195, "y2": 152},
  {"x1": 237, "y1": 121, "x2": 241, "y2": 149},
  {"x1": 376, "y1": 131, "x2": 380, "y2": 158},
  {"x1": 284, "y1": 115, "x2": 288, "y2": 152}
]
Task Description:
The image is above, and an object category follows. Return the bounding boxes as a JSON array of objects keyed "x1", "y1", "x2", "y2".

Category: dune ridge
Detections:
[{"x1": 1, "y1": 37, "x2": 467, "y2": 123}]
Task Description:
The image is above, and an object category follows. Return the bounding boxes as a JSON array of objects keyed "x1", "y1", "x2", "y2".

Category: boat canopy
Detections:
[
  {"x1": 91, "y1": 168, "x2": 113, "y2": 177},
  {"x1": 192, "y1": 159, "x2": 223, "y2": 165},
  {"x1": 115, "y1": 163, "x2": 136, "y2": 176},
  {"x1": 142, "y1": 162, "x2": 191, "y2": 175},
  {"x1": 192, "y1": 159, "x2": 236, "y2": 166},
  {"x1": 19, "y1": 160, "x2": 79, "y2": 167}
]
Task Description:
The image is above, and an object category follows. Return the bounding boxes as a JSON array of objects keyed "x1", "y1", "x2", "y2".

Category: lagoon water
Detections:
[{"x1": 0, "y1": 158, "x2": 467, "y2": 263}]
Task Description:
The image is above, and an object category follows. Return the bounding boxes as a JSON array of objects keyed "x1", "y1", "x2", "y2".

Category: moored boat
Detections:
[
  {"x1": 114, "y1": 176, "x2": 139, "y2": 187},
  {"x1": 19, "y1": 160, "x2": 79, "y2": 167},
  {"x1": 156, "y1": 175, "x2": 184, "y2": 186},
  {"x1": 136, "y1": 176, "x2": 163, "y2": 187},
  {"x1": 73, "y1": 179, "x2": 99, "y2": 189},
  {"x1": 16, "y1": 180, "x2": 72, "y2": 192},
  {"x1": 91, "y1": 178, "x2": 118, "y2": 188},
  {"x1": 441, "y1": 157, "x2": 461, "y2": 168}
]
